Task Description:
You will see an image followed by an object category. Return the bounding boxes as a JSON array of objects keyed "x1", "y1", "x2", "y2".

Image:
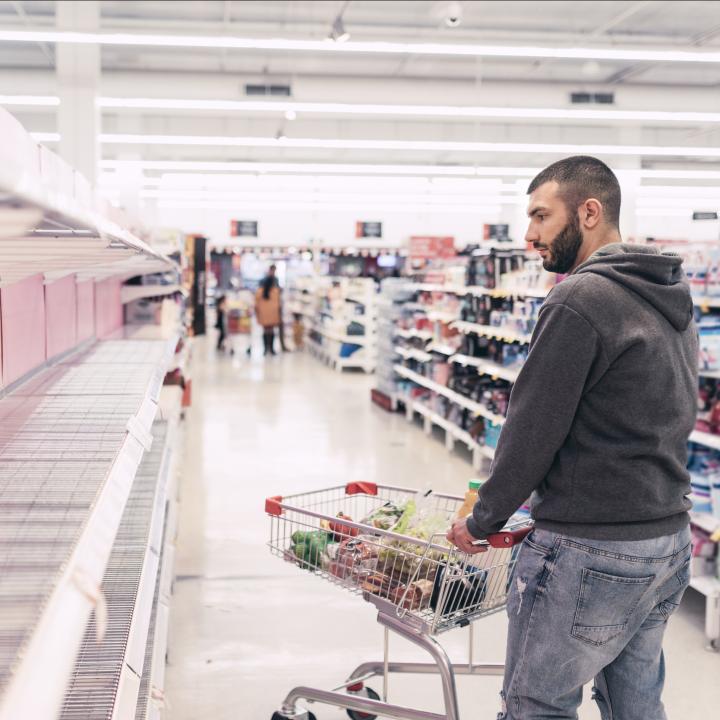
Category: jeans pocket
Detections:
[
  {"x1": 571, "y1": 568, "x2": 654, "y2": 646},
  {"x1": 523, "y1": 530, "x2": 555, "y2": 555}
]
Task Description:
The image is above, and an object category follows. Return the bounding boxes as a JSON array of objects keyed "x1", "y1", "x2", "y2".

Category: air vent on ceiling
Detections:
[
  {"x1": 570, "y1": 92, "x2": 615, "y2": 105},
  {"x1": 245, "y1": 83, "x2": 292, "y2": 97}
]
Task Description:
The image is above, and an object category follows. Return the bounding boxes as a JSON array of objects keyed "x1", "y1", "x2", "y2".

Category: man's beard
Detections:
[{"x1": 537, "y1": 215, "x2": 583, "y2": 274}]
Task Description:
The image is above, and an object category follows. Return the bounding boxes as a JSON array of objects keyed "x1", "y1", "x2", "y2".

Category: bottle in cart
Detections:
[{"x1": 456, "y1": 479, "x2": 483, "y2": 519}]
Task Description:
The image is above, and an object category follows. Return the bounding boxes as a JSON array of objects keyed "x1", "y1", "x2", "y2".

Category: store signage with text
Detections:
[
  {"x1": 230, "y1": 220, "x2": 259, "y2": 237},
  {"x1": 356, "y1": 221, "x2": 383, "y2": 238},
  {"x1": 483, "y1": 223, "x2": 510, "y2": 241},
  {"x1": 409, "y1": 236, "x2": 456, "y2": 259}
]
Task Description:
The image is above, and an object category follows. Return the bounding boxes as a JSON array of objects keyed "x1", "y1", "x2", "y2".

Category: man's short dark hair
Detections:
[{"x1": 527, "y1": 156, "x2": 621, "y2": 228}]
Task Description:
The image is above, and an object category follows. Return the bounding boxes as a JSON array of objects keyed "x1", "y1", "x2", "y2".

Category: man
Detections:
[{"x1": 447, "y1": 156, "x2": 697, "y2": 719}]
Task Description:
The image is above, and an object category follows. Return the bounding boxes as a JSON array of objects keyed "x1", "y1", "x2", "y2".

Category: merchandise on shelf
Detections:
[
  {"x1": 699, "y1": 321, "x2": 720, "y2": 371},
  {"x1": 290, "y1": 275, "x2": 379, "y2": 372}
]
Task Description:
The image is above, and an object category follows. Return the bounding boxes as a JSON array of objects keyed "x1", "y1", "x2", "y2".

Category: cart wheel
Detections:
[
  {"x1": 271, "y1": 713, "x2": 317, "y2": 720},
  {"x1": 346, "y1": 686, "x2": 380, "y2": 720}
]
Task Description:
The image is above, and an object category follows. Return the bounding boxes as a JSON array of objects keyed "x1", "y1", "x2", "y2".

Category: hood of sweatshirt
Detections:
[{"x1": 573, "y1": 243, "x2": 694, "y2": 331}]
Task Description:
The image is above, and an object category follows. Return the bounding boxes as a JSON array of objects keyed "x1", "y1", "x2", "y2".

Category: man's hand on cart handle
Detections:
[{"x1": 446, "y1": 517, "x2": 488, "y2": 555}]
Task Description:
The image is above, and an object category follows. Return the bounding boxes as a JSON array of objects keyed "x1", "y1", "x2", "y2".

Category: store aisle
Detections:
[{"x1": 166, "y1": 338, "x2": 719, "y2": 720}]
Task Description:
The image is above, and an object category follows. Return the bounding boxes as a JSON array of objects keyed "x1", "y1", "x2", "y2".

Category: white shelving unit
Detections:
[
  {"x1": 393, "y1": 364, "x2": 506, "y2": 426},
  {"x1": 121, "y1": 284, "x2": 185, "y2": 305},
  {"x1": 426, "y1": 342, "x2": 458, "y2": 356},
  {"x1": 396, "y1": 328, "x2": 433, "y2": 341},
  {"x1": 0, "y1": 106, "x2": 183, "y2": 719},
  {"x1": 693, "y1": 296, "x2": 720, "y2": 309},
  {"x1": 452, "y1": 320, "x2": 533, "y2": 345},
  {"x1": 401, "y1": 395, "x2": 495, "y2": 469},
  {"x1": 297, "y1": 276, "x2": 378, "y2": 373},
  {"x1": 394, "y1": 345, "x2": 433, "y2": 363},
  {"x1": 448, "y1": 354, "x2": 521, "y2": 383},
  {"x1": 690, "y1": 430, "x2": 720, "y2": 452},
  {"x1": 0, "y1": 110, "x2": 173, "y2": 288},
  {"x1": 409, "y1": 283, "x2": 551, "y2": 299},
  {"x1": 0, "y1": 337, "x2": 179, "y2": 720}
]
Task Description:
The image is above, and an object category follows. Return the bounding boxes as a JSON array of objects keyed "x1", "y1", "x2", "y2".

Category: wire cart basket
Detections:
[{"x1": 265, "y1": 482, "x2": 532, "y2": 720}]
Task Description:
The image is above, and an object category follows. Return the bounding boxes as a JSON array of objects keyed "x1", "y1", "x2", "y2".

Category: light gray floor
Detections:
[{"x1": 165, "y1": 336, "x2": 720, "y2": 720}]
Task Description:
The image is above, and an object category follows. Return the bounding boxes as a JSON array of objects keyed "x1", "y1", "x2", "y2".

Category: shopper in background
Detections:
[
  {"x1": 447, "y1": 156, "x2": 697, "y2": 720},
  {"x1": 215, "y1": 295, "x2": 227, "y2": 352},
  {"x1": 255, "y1": 265, "x2": 282, "y2": 356}
]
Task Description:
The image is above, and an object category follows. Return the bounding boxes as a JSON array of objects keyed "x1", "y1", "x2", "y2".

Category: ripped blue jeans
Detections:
[{"x1": 499, "y1": 526, "x2": 692, "y2": 720}]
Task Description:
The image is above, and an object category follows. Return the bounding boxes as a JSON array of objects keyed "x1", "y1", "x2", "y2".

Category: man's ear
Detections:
[{"x1": 581, "y1": 198, "x2": 603, "y2": 229}]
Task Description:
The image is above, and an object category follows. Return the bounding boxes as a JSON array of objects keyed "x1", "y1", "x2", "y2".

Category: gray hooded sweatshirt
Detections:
[{"x1": 467, "y1": 243, "x2": 699, "y2": 541}]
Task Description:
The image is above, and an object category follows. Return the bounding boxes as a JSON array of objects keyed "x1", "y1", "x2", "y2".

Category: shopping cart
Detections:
[{"x1": 265, "y1": 482, "x2": 532, "y2": 720}]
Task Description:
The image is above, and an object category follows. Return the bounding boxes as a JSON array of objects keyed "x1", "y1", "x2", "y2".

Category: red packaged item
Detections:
[{"x1": 329, "y1": 537, "x2": 378, "y2": 581}]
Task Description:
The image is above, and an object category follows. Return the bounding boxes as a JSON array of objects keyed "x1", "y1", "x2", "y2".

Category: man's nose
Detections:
[{"x1": 525, "y1": 224, "x2": 538, "y2": 244}]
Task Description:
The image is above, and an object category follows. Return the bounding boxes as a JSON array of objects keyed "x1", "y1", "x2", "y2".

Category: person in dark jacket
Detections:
[
  {"x1": 448, "y1": 156, "x2": 697, "y2": 720},
  {"x1": 215, "y1": 295, "x2": 227, "y2": 351}
]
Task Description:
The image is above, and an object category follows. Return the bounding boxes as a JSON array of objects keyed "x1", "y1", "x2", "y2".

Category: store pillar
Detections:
[{"x1": 56, "y1": 1, "x2": 100, "y2": 186}]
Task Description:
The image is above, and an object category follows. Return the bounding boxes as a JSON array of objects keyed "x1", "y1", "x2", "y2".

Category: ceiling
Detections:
[
  {"x1": 1, "y1": 1, "x2": 720, "y2": 83},
  {"x1": 1, "y1": 0, "x2": 720, "y2": 238}
]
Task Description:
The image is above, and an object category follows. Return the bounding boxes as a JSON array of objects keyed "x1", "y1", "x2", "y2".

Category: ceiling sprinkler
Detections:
[{"x1": 439, "y1": 1, "x2": 464, "y2": 28}]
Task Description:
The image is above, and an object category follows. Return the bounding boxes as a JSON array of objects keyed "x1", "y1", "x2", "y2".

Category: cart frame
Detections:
[{"x1": 265, "y1": 482, "x2": 531, "y2": 720}]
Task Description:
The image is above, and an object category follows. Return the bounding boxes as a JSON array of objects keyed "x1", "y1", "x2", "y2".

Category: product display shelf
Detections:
[
  {"x1": 409, "y1": 283, "x2": 551, "y2": 300},
  {"x1": 448, "y1": 354, "x2": 522, "y2": 384},
  {"x1": 311, "y1": 325, "x2": 374, "y2": 346},
  {"x1": 690, "y1": 511, "x2": 720, "y2": 537},
  {"x1": 425, "y1": 310, "x2": 459, "y2": 323},
  {"x1": 62, "y1": 384, "x2": 183, "y2": 720},
  {"x1": 60, "y1": 415, "x2": 170, "y2": 719},
  {"x1": 426, "y1": 342, "x2": 458, "y2": 356},
  {"x1": 396, "y1": 328, "x2": 433, "y2": 341},
  {"x1": 393, "y1": 364, "x2": 506, "y2": 426},
  {"x1": 121, "y1": 285, "x2": 185, "y2": 305},
  {"x1": 699, "y1": 369, "x2": 720, "y2": 380},
  {"x1": 689, "y1": 430, "x2": 720, "y2": 452},
  {"x1": 401, "y1": 395, "x2": 496, "y2": 468},
  {"x1": 0, "y1": 107, "x2": 175, "y2": 288},
  {"x1": 300, "y1": 277, "x2": 378, "y2": 374},
  {"x1": 452, "y1": 320, "x2": 533, "y2": 345},
  {"x1": 394, "y1": 346, "x2": 433, "y2": 363},
  {"x1": 0, "y1": 336, "x2": 178, "y2": 720},
  {"x1": 693, "y1": 296, "x2": 720, "y2": 310},
  {"x1": 307, "y1": 336, "x2": 376, "y2": 373},
  {"x1": 688, "y1": 575, "x2": 720, "y2": 651}
]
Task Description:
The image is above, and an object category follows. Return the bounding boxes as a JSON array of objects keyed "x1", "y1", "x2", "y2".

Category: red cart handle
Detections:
[
  {"x1": 345, "y1": 482, "x2": 378, "y2": 496},
  {"x1": 265, "y1": 495, "x2": 283, "y2": 516},
  {"x1": 486, "y1": 525, "x2": 533, "y2": 548}
]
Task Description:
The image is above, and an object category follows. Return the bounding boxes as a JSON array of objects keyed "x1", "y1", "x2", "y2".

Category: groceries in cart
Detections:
[{"x1": 281, "y1": 488, "x2": 521, "y2": 619}]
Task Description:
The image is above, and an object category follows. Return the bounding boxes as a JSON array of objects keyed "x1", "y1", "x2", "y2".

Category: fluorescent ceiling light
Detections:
[
  {"x1": 1, "y1": 29, "x2": 720, "y2": 64},
  {"x1": 96, "y1": 159, "x2": 720, "y2": 182},
  {"x1": 636, "y1": 196, "x2": 720, "y2": 207},
  {"x1": 150, "y1": 172, "x2": 508, "y2": 189},
  {"x1": 637, "y1": 185, "x2": 720, "y2": 195},
  {"x1": 0, "y1": 95, "x2": 59, "y2": 106},
  {"x1": 636, "y1": 208, "x2": 711, "y2": 217},
  {"x1": 30, "y1": 132, "x2": 60, "y2": 142},
  {"x1": 638, "y1": 169, "x2": 720, "y2": 180},
  {"x1": 98, "y1": 133, "x2": 720, "y2": 158},
  {"x1": 155, "y1": 199, "x2": 504, "y2": 214},
  {"x1": 11, "y1": 95, "x2": 720, "y2": 126},
  {"x1": 96, "y1": 97, "x2": 720, "y2": 124},
  {"x1": 99, "y1": 160, "x2": 537, "y2": 176},
  {"x1": 140, "y1": 189, "x2": 521, "y2": 205}
]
